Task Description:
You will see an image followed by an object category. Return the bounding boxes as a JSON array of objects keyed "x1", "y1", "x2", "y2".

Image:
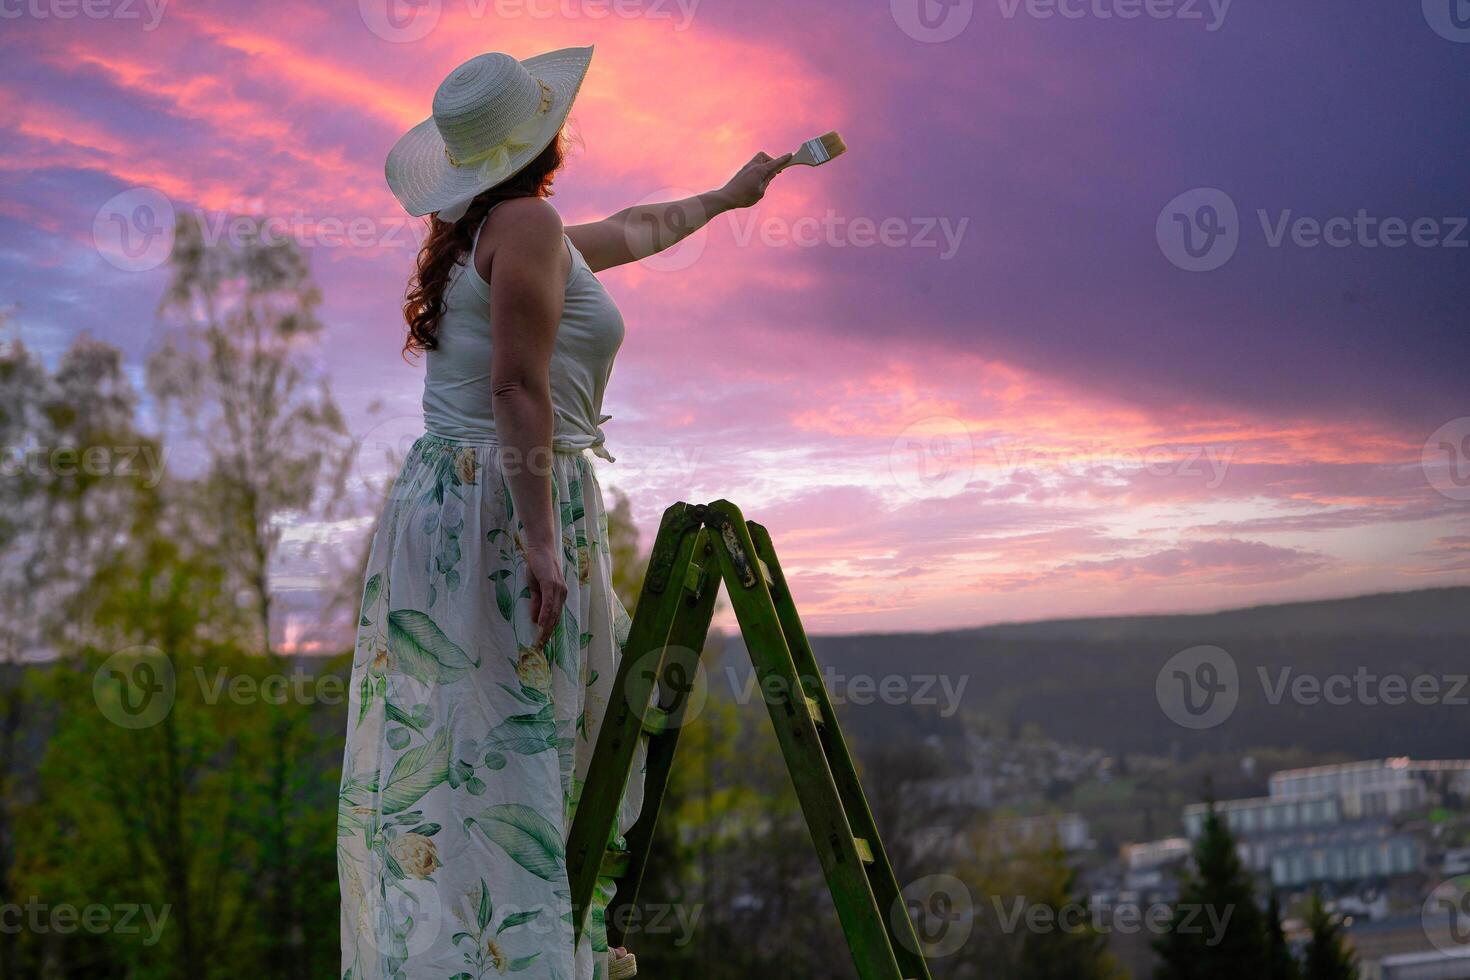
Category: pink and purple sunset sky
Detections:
[{"x1": 2, "y1": 0, "x2": 1468, "y2": 642}]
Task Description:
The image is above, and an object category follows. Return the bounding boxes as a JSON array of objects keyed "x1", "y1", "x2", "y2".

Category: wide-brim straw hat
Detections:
[{"x1": 386, "y1": 46, "x2": 593, "y2": 220}]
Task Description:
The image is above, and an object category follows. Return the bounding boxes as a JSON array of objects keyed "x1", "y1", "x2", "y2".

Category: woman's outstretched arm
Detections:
[{"x1": 566, "y1": 151, "x2": 792, "y2": 272}]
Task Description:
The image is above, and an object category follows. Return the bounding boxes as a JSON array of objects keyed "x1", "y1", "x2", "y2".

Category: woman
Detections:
[{"x1": 337, "y1": 47, "x2": 790, "y2": 980}]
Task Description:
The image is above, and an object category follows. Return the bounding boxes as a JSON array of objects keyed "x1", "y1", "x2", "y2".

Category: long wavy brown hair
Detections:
[{"x1": 402, "y1": 133, "x2": 566, "y2": 356}]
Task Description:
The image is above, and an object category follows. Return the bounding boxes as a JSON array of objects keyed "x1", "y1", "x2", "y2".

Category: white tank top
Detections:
[{"x1": 422, "y1": 208, "x2": 625, "y2": 461}]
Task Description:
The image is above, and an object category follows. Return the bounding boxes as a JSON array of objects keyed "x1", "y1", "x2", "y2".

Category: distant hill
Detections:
[{"x1": 723, "y1": 587, "x2": 1470, "y2": 763}]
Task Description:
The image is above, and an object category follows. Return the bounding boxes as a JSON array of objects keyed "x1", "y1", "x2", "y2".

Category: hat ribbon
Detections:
[{"x1": 442, "y1": 80, "x2": 555, "y2": 182}]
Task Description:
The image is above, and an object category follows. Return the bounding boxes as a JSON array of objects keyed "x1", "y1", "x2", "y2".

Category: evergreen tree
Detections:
[
  {"x1": 1154, "y1": 804, "x2": 1269, "y2": 979},
  {"x1": 1015, "y1": 842, "x2": 1127, "y2": 980},
  {"x1": 1302, "y1": 892, "x2": 1358, "y2": 980},
  {"x1": 1265, "y1": 891, "x2": 1300, "y2": 980}
]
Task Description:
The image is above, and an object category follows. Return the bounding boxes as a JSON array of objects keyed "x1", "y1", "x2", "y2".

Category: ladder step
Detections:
[
  {"x1": 641, "y1": 705, "x2": 670, "y2": 736},
  {"x1": 804, "y1": 695, "x2": 825, "y2": 728},
  {"x1": 601, "y1": 847, "x2": 630, "y2": 879},
  {"x1": 853, "y1": 836, "x2": 875, "y2": 865}
]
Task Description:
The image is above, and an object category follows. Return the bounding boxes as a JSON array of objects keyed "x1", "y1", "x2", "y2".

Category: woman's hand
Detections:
[
  {"x1": 525, "y1": 542, "x2": 567, "y2": 650},
  {"x1": 718, "y1": 151, "x2": 794, "y2": 210}
]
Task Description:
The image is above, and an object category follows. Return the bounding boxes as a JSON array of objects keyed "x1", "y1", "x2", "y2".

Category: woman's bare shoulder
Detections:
[
  {"x1": 485, "y1": 196, "x2": 564, "y2": 245},
  {"x1": 477, "y1": 197, "x2": 566, "y2": 279}
]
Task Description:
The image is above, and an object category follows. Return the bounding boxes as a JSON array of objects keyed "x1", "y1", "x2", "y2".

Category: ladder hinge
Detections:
[
  {"x1": 717, "y1": 519, "x2": 757, "y2": 588},
  {"x1": 682, "y1": 561, "x2": 705, "y2": 599}
]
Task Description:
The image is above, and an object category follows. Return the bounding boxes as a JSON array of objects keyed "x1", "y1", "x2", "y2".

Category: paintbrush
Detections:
[{"x1": 780, "y1": 131, "x2": 848, "y2": 170}]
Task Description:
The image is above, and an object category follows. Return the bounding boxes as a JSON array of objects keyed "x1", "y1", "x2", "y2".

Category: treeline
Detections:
[{"x1": 813, "y1": 593, "x2": 1470, "y2": 764}]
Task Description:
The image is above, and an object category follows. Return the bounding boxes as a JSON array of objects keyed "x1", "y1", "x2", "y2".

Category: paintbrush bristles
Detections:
[
  {"x1": 818, "y1": 130, "x2": 847, "y2": 160},
  {"x1": 786, "y1": 130, "x2": 848, "y2": 168}
]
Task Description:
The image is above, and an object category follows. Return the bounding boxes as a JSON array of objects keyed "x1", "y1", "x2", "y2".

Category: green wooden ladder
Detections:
[{"x1": 566, "y1": 499, "x2": 932, "y2": 980}]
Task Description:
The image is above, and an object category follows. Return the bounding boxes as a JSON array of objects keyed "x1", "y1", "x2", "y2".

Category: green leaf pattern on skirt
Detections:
[{"x1": 339, "y1": 435, "x2": 643, "y2": 980}]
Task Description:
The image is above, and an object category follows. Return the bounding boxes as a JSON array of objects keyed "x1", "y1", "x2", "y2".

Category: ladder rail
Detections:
[
  {"x1": 747, "y1": 521, "x2": 933, "y2": 980},
  {"x1": 604, "y1": 530, "x2": 720, "y2": 949},
  {"x1": 700, "y1": 499, "x2": 907, "y2": 980},
  {"x1": 566, "y1": 503, "x2": 703, "y2": 941}
]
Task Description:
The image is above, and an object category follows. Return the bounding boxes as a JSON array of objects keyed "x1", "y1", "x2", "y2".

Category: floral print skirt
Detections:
[{"x1": 338, "y1": 434, "x2": 645, "y2": 980}]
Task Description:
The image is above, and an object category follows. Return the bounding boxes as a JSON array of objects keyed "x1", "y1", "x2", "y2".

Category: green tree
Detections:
[
  {"x1": 0, "y1": 330, "x2": 153, "y2": 976},
  {"x1": 1302, "y1": 892, "x2": 1357, "y2": 980},
  {"x1": 147, "y1": 213, "x2": 352, "y2": 978},
  {"x1": 1265, "y1": 891, "x2": 1300, "y2": 980},
  {"x1": 1014, "y1": 843, "x2": 1127, "y2": 980},
  {"x1": 1154, "y1": 804, "x2": 1269, "y2": 979}
]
